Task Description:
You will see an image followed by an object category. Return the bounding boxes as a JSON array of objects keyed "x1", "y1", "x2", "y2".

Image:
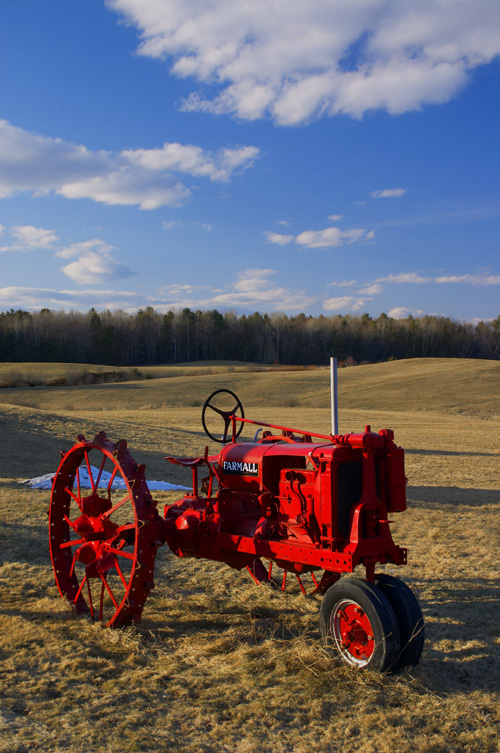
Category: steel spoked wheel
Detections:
[
  {"x1": 320, "y1": 578, "x2": 401, "y2": 671},
  {"x1": 375, "y1": 574, "x2": 425, "y2": 670},
  {"x1": 49, "y1": 433, "x2": 158, "y2": 627}
]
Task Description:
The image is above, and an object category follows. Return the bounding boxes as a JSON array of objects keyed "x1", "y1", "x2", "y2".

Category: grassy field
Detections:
[{"x1": 0, "y1": 359, "x2": 499, "y2": 752}]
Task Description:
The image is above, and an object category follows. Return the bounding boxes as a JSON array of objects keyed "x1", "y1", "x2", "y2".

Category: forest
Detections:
[{"x1": 1, "y1": 306, "x2": 499, "y2": 366}]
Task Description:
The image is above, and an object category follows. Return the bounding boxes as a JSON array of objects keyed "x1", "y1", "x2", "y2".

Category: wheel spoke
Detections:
[
  {"x1": 65, "y1": 486, "x2": 83, "y2": 511},
  {"x1": 208, "y1": 403, "x2": 226, "y2": 417},
  {"x1": 59, "y1": 537, "x2": 86, "y2": 550},
  {"x1": 73, "y1": 575, "x2": 87, "y2": 605},
  {"x1": 100, "y1": 574, "x2": 120, "y2": 610},
  {"x1": 101, "y1": 492, "x2": 131, "y2": 521},
  {"x1": 115, "y1": 523, "x2": 135, "y2": 535},
  {"x1": 99, "y1": 580, "x2": 105, "y2": 621},
  {"x1": 69, "y1": 550, "x2": 78, "y2": 577},
  {"x1": 94, "y1": 455, "x2": 107, "y2": 489},
  {"x1": 115, "y1": 560, "x2": 128, "y2": 589},
  {"x1": 102, "y1": 544, "x2": 135, "y2": 561},
  {"x1": 85, "y1": 451, "x2": 95, "y2": 491},
  {"x1": 87, "y1": 578, "x2": 94, "y2": 620},
  {"x1": 107, "y1": 465, "x2": 119, "y2": 493}
]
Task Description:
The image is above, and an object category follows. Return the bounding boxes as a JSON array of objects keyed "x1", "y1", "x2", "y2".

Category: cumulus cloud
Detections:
[
  {"x1": 0, "y1": 120, "x2": 259, "y2": 209},
  {"x1": 264, "y1": 231, "x2": 294, "y2": 245},
  {"x1": 388, "y1": 307, "x2": 425, "y2": 319},
  {"x1": 209, "y1": 269, "x2": 317, "y2": 310},
  {"x1": 0, "y1": 225, "x2": 59, "y2": 252},
  {"x1": 264, "y1": 225, "x2": 371, "y2": 249},
  {"x1": 323, "y1": 296, "x2": 367, "y2": 312},
  {"x1": 328, "y1": 214, "x2": 343, "y2": 222},
  {"x1": 295, "y1": 227, "x2": 368, "y2": 248},
  {"x1": 357, "y1": 283, "x2": 383, "y2": 295},
  {"x1": 58, "y1": 240, "x2": 135, "y2": 284},
  {"x1": 106, "y1": 0, "x2": 500, "y2": 124},
  {"x1": 371, "y1": 188, "x2": 407, "y2": 199},
  {"x1": 122, "y1": 142, "x2": 259, "y2": 182}
]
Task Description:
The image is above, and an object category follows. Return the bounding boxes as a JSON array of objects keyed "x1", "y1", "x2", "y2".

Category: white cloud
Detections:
[
  {"x1": 0, "y1": 120, "x2": 259, "y2": 209},
  {"x1": 264, "y1": 224, "x2": 372, "y2": 249},
  {"x1": 0, "y1": 225, "x2": 59, "y2": 252},
  {"x1": 376, "y1": 271, "x2": 500, "y2": 286},
  {"x1": 277, "y1": 220, "x2": 290, "y2": 226},
  {"x1": 0, "y1": 224, "x2": 4, "y2": 236},
  {"x1": 377, "y1": 272, "x2": 431, "y2": 284},
  {"x1": 123, "y1": 142, "x2": 259, "y2": 182},
  {"x1": 162, "y1": 219, "x2": 213, "y2": 231},
  {"x1": 295, "y1": 227, "x2": 368, "y2": 248},
  {"x1": 328, "y1": 280, "x2": 357, "y2": 287},
  {"x1": 357, "y1": 283, "x2": 383, "y2": 295},
  {"x1": 106, "y1": 0, "x2": 500, "y2": 124},
  {"x1": 55, "y1": 239, "x2": 115, "y2": 260},
  {"x1": 152, "y1": 268, "x2": 317, "y2": 311},
  {"x1": 388, "y1": 307, "x2": 425, "y2": 319},
  {"x1": 59, "y1": 239, "x2": 135, "y2": 284},
  {"x1": 0, "y1": 286, "x2": 140, "y2": 311},
  {"x1": 54, "y1": 239, "x2": 134, "y2": 284},
  {"x1": 328, "y1": 214, "x2": 343, "y2": 222},
  {"x1": 436, "y1": 273, "x2": 500, "y2": 285},
  {"x1": 323, "y1": 296, "x2": 367, "y2": 312},
  {"x1": 61, "y1": 253, "x2": 135, "y2": 284},
  {"x1": 264, "y1": 231, "x2": 294, "y2": 245},
  {"x1": 370, "y1": 188, "x2": 407, "y2": 199},
  {"x1": 162, "y1": 220, "x2": 184, "y2": 229}
]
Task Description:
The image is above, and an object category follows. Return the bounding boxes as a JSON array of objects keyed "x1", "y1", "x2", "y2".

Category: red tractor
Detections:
[{"x1": 49, "y1": 389, "x2": 424, "y2": 672}]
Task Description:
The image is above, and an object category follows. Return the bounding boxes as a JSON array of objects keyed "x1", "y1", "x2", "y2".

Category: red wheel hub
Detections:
[{"x1": 332, "y1": 599, "x2": 375, "y2": 666}]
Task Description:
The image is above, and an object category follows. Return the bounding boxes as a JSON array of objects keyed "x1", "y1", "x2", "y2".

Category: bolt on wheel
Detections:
[
  {"x1": 331, "y1": 598, "x2": 376, "y2": 667},
  {"x1": 49, "y1": 433, "x2": 158, "y2": 627}
]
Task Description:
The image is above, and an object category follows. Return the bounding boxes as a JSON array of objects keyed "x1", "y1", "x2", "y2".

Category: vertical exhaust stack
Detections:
[{"x1": 330, "y1": 356, "x2": 338, "y2": 436}]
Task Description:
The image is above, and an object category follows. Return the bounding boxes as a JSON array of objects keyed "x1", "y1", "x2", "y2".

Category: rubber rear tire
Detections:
[
  {"x1": 374, "y1": 573, "x2": 425, "y2": 670},
  {"x1": 320, "y1": 577, "x2": 401, "y2": 672}
]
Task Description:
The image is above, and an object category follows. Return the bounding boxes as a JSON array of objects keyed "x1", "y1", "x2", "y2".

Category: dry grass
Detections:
[
  {"x1": 0, "y1": 360, "x2": 499, "y2": 752},
  {"x1": 1, "y1": 358, "x2": 499, "y2": 420}
]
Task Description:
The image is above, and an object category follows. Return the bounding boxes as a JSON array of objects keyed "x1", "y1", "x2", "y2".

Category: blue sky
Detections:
[{"x1": 1, "y1": 0, "x2": 499, "y2": 321}]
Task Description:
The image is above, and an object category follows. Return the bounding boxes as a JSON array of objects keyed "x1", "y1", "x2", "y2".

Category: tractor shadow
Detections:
[
  {"x1": 0, "y1": 520, "x2": 50, "y2": 566},
  {"x1": 416, "y1": 577, "x2": 500, "y2": 694},
  {"x1": 407, "y1": 448, "x2": 498, "y2": 458},
  {"x1": 407, "y1": 485, "x2": 499, "y2": 507}
]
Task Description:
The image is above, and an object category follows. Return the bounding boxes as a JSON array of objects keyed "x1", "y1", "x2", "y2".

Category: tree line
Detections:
[{"x1": 1, "y1": 307, "x2": 499, "y2": 366}]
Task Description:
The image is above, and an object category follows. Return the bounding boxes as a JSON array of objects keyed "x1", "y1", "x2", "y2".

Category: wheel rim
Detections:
[
  {"x1": 49, "y1": 436, "x2": 157, "y2": 627},
  {"x1": 331, "y1": 598, "x2": 375, "y2": 667}
]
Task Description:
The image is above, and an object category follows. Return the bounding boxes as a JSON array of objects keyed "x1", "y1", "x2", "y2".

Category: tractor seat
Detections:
[{"x1": 165, "y1": 454, "x2": 219, "y2": 468}]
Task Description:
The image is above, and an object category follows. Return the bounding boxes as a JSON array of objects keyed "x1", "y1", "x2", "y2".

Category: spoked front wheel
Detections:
[{"x1": 49, "y1": 433, "x2": 159, "y2": 627}]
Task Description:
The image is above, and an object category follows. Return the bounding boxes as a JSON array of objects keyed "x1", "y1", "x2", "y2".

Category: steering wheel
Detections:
[{"x1": 202, "y1": 389, "x2": 245, "y2": 443}]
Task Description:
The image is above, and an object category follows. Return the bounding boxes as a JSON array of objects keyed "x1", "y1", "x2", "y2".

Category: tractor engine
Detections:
[{"x1": 162, "y1": 424, "x2": 408, "y2": 581}]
